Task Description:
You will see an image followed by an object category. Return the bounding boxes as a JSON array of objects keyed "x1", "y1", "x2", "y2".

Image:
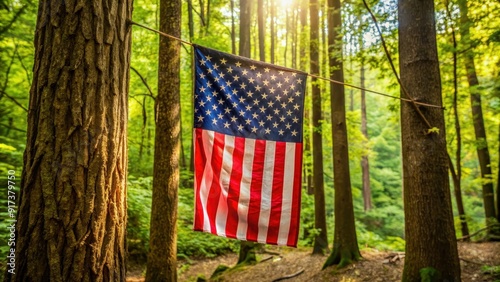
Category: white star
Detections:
[
  {"x1": 227, "y1": 67, "x2": 233, "y2": 73},
  {"x1": 212, "y1": 104, "x2": 217, "y2": 110},
  {"x1": 199, "y1": 86, "x2": 206, "y2": 92},
  {"x1": 277, "y1": 82, "x2": 283, "y2": 88},
  {"x1": 224, "y1": 107, "x2": 231, "y2": 114},
  {"x1": 265, "y1": 128, "x2": 271, "y2": 134},
  {"x1": 237, "y1": 124, "x2": 244, "y2": 131},
  {"x1": 242, "y1": 69, "x2": 249, "y2": 75},
  {"x1": 269, "y1": 87, "x2": 275, "y2": 93},
  {"x1": 250, "y1": 65, "x2": 256, "y2": 70},
  {"x1": 214, "y1": 76, "x2": 220, "y2": 82},
  {"x1": 264, "y1": 68, "x2": 270, "y2": 72},
  {"x1": 282, "y1": 102, "x2": 287, "y2": 109},
  {"x1": 263, "y1": 80, "x2": 270, "y2": 86},
  {"x1": 253, "y1": 99, "x2": 260, "y2": 106},
  {"x1": 255, "y1": 85, "x2": 262, "y2": 91},
  {"x1": 278, "y1": 129, "x2": 284, "y2": 135},
  {"x1": 285, "y1": 123, "x2": 291, "y2": 129},
  {"x1": 297, "y1": 78, "x2": 303, "y2": 84},
  {"x1": 245, "y1": 105, "x2": 252, "y2": 111},
  {"x1": 233, "y1": 75, "x2": 240, "y2": 81},
  {"x1": 256, "y1": 72, "x2": 262, "y2": 78},
  {"x1": 217, "y1": 113, "x2": 223, "y2": 119},
  {"x1": 251, "y1": 126, "x2": 257, "y2": 133},
  {"x1": 224, "y1": 121, "x2": 230, "y2": 128},
  {"x1": 273, "y1": 109, "x2": 280, "y2": 115},
  {"x1": 212, "y1": 119, "x2": 217, "y2": 125},
  {"x1": 206, "y1": 55, "x2": 212, "y2": 61},
  {"x1": 288, "y1": 97, "x2": 294, "y2": 103},
  {"x1": 279, "y1": 71, "x2": 284, "y2": 75},
  {"x1": 199, "y1": 73, "x2": 206, "y2": 79},
  {"x1": 232, "y1": 89, "x2": 238, "y2": 95},
  {"x1": 259, "y1": 106, "x2": 266, "y2": 112},
  {"x1": 206, "y1": 109, "x2": 212, "y2": 115},
  {"x1": 292, "y1": 117, "x2": 299, "y2": 123},
  {"x1": 240, "y1": 83, "x2": 247, "y2": 89},
  {"x1": 199, "y1": 59, "x2": 207, "y2": 65},
  {"x1": 294, "y1": 104, "x2": 300, "y2": 110},
  {"x1": 266, "y1": 114, "x2": 273, "y2": 120},
  {"x1": 220, "y1": 58, "x2": 227, "y2": 64},
  {"x1": 284, "y1": 77, "x2": 290, "y2": 82},
  {"x1": 247, "y1": 91, "x2": 254, "y2": 97},
  {"x1": 207, "y1": 68, "x2": 214, "y2": 74},
  {"x1": 199, "y1": 100, "x2": 206, "y2": 107},
  {"x1": 270, "y1": 74, "x2": 277, "y2": 80},
  {"x1": 273, "y1": 122, "x2": 279, "y2": 128},
  {"x1": 206, "y1": 81, "x2": 212, "y2": 88},
  {"x1": 218, "y1": 99, "x2": 224, "y2": 105},
  {"x1": 213, "y1": 63, "x2": 219, "y2": 70},
  {"x1": 252, "y1": 113, "x2": 258, "y2": 119},
  {"x1": 197, "y1": 115, "x2": 204, "y2": 122},
  {"x1": 291, "y1": 130, "x2": 298, "y2": 136},
  {"x1": 239, "y1": 110, "x2": 246, "y2": 116},
  {"x1": 259, "y1": 120, "x2": 265, "y2": 127},
  {"x1": 283, "y1": 90, "x2": 289, "y2": 95},
  {"x1": 236, "y1": 61, "x2": 242, "y2": 67},
  {"x1": 218, "y1": 72, "x2": 225, "y2": 78},
  {"x1": 292, "y1": 72, "x2": 297, "y2": 77},
  {"x1": 280, "y1": 116, "x2": 285, "y2": 122},
  {"x1": 295, "y1": 91, "x2": 301, "y2": 96},
  {"x1": 245, "y1": 119, "x2": 252, "y2": 124},
  {"x1": 239, "y1": 97, "x2": 245, "y2": 103},
  {"x1": 290, "y1": 84, "x2": 295, "y2": 90},
  {"x1": 276, "y1": 95, "x2": 282, "y2": 101},
  {"x1": 287, "y1": 110, "x2": 292, "y2": 116},
  {"x1": 213, "y1": 91, "x2": 219, "y2": 97},
  {"x1": 231, "y1": 116, "x2": 238, "y2": 122},
  {"x1": 206, "y1": 96, "x2": 212, "y2": 102},
  {"x1": 262, "y1": 93, "x2": 268, "y2": 99},
  {"x1": 267, "y1": 101, "x2": 274, "y2": 107},
  {"x1": 248, "y1": 77, "x2": 255, "y2": 83}
]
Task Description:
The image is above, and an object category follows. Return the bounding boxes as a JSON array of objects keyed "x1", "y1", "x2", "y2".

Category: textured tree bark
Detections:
[
  {"x1": 457, "y1": 0, "x2": 497, "y2": 229},
  {"x1": 323, "y1": 0, "x2": 360, "y2": 269},
  {"x1": 145, "y1": 0, "x2": 181, "y2": 281},
  {"x1": 309, "y1": 0, "x2": 328, "y2": 255},
  {"x1": 9, "y1": 0, "x2": 132, "y2": 281},
  {"x1": 398, "y1": 0, "x2": 461, "y2": 280}
]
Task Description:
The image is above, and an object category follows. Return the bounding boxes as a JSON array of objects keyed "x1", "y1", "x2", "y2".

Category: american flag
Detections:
[{"x1": 193, "y1": 45, "x2": 306, "y2": 247}]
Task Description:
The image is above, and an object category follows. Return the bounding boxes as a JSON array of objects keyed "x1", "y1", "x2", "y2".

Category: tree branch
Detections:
[
  {"x1": 130, "y1": 66, "x2": 156, "y2": 100},
  {"x1": 0, "y1": 5, "x2": 27, "y2": 36},
  {"x1": 0, "y1": 90, "x2": 28, "y2": 112}
]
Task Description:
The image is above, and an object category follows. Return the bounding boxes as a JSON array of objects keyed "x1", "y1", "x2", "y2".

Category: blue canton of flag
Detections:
[{"x1": 193, "y1": 45, "x2": 307, "y2": 142}]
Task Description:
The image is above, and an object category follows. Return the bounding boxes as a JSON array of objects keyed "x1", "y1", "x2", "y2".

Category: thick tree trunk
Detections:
[
  {"x1": 360, "y1": 60, "x2": 372, "y2": 212},
  {"x1": 398, "y1": 0, "x2": 461, "y2": 280},
  {"x1": 145, "y1": 0, "x2": 181, "y2": 281},
  {"x1": 187, "y1": 0, "x2": 194, "y2": 40},
  {"x1": 457, "y1": 0, "x2": 497, "y2": 229},
  {"x1": 323, "y1": 0, "x2": 360, "y2": 269},
  {"x1": 310, "y1": 0, "x2": 328, "y2": 255},
  {"x1": 230, "y1": 0, "x2": 236, "y2": 55},
  {"x1": 9, "y1": 1, "x2": 132, "y2": 281}
]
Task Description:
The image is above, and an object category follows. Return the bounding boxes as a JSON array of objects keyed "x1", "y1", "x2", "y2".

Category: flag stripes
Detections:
[{"x1": 194, "y1": 128, "x2": 302, "y2": 247}]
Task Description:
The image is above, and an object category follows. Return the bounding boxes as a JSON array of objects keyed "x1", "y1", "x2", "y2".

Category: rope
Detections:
[{"x1": 129, "y1": 20, "x2": 444, "y2": 110}]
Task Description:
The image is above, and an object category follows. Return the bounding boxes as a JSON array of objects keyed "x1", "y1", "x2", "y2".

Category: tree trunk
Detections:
[
  {"x1": 237, "y1": 0, "x2": 257, "y2": 264},
  {"x1": 310, "y1": 0, "x2": 328, "y2": 255},
  {"x1": 187, "y1": 0, "x2": 194, "y2": 40},
  {"x1": 145, "y1": 0, "x2": 181, "y2": 281},
  {"x1": 239, "y1": 0, "x2": 252, "y2": 58},
  {"x1": 445, "y1": 1, "x2": 469, "y2": 238},
  {"x1": 323, "y1": 0, "x2": 360, "y2": 269},
  {"x1": 360, "y1": 58, "x2": 372, "y2": 212},
  {"x1": 8, "y1": 0, "x2": 132, "y2": 280},
  {"x1": 270, "y1": 0, "x2": 275, "y2": 64},
  {"x1": 398, "y1": 0, "x2": 461, "y2": 280},
  {"x1": 457, "y1": 0, "x2": 497, "y2": 229},
  {"x1": 258, "y1": 0, "x2": 265, "y2": 62},
  {"x1": 230, "y1": 0, "x2": 236, "y2": 55}
]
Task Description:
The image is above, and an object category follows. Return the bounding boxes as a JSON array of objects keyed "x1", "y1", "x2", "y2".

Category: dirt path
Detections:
[{"x1": 127, "y1": 242, "x2": 500, "y2": 281}]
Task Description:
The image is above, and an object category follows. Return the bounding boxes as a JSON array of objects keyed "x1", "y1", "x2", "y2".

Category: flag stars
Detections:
[
  {"x1": 233, "y1": 75, "x2": 240, "y2": 81},
  {"x1": 264, "y1": 68, "x2": 270, "y2": 72},
  {"x1": 268, "y1": 101, "x2": 275, "y2": 107},
  {"x1": 237, "y1": 124, "x2": 244, "y2": 131},
  {"x1": 291, "y1": 130, "x2": 298, "y2": 136},
  {"x1": 198, "y1": 100, "x2": 206, "y2": 107},
  {"x1": 269, "y1": 87, "x2": 276, "y2": 93},
  {"x1": 288, "y1": 97, "x2": 294, "y2": 103},
  {"x1": 292, "y1": 117, "x2": 299, "y2": 123},
  {"x1": 199, "y1": 86, "x2": 206, "y2": 92},
  {"x1": 295, "y1": 91, "x2": 301, "y2": 96},
  {"x1": 218, "y1": 72, "x2": 225, "y2": 78},
  {"x1": 213, "y1": 63, "x2": 219, "y2": 70},
  {"x1": 206, "y1": 55, "x2": 212, "y2": 61},
  {"x1": 220, "y1": 58, "x2": 227, "y2": 64},
  {"x1": 207, "y1": 68, "x2": 214, "y2": 74},
  {"x1": 224, "y1": 107, "x2": 231, "y2": 114},
  {"x1": 199, "y1": 59, "x2": 207, "y2": 65},
  {"x1": 280, "y1": 116, "x2": 286, "y2": 122},
  {"x1": 231, "y1": 116, "x2": 238, "y2": 122},
  {"x1": 274, "y1": 109, "x2": 280, "y2": 115},
  {"x1": 227, "y1": 67, "x2": 233, "y2": 73},
  {"x1": 199, "y1": 73, "x2": 206, "y2": 79},
  {"x1": 277, "y1": 82, "x2": 283, "y2": 88},
  {"x1": 263, "y1": 80, "x2": 270, "y2": 86},
  {"x1": 259, "y1": 106, "x2": 266, "y2": 113},
  {"x1": 293, "y1": 104, "x2": 300, "y2": 110},
  {"x1": 265, "y1": 128, "x2": 271, "y2": 134},
  {"x1": 239, "y1": 110, "x2": 246, "y2": 116},
  {"x1": 278, "y1": 129, "x2": 284, "y2": 135},
  {"x1": 224, "y1": 121, "x2": 230, "y2": 128},
  {"x1": 285, "y1": 123, "x2": 291, "y2": 129},
  {"x1": 270, "y1": 74, "x2": 277, "y2": 80},
  {"x1": 251, "y1": 126, "x2": 258, "y2": 133},
  {"x1": 259, "y1": 120, "x2": 265, "y2": 127},
  {"x1": 248, "y1": 77, "x2": 255, "y2": 83},
  {"x1": 232, "y1": 89, "x2": 238, "y2": 95},
  {"x1": 262, "y1": 93, "x2": 268, "y2": 99},
  {"x1": 284, "y1": 77, "x2": 290, "y2": 83},
  {"x1": 255, "y1": 85, "x2": 262, "y2": 92},
  {"x1": 236, "y1": 61, "x2": 242, "y2": 67},
  {"x1": 256, "y1": 72, "x2": 263, "y2": 78},
  {"x1": 245, "y1": 119, "x2": 252, "y2": 125},
  {"x1": 279, "y1": 71, "x2": 284, "y2": 75},
  {"x1": 240, "y1": 82, "x2": 247, "y2": 89},
  {"x1": 247, "y1": 91, "x2": 254, "y2": 97},
  {"x1": 245, "y1": 105, "x2": 252, "y2": 111},
  {"x1": 197, "y1": 115, "x2": 204, "y2": 122},
  {"x1": 242, "y1": 69, "x2": 249, "y2": 75},
  {"x1": 273, "y1": 122, "x2": 279, "y2": 128},
  {"x1": 283, "y1": 90, "x2": 289, "y2": 96},
  {"x1": 266, "y1": 114, "x2": 273, "y2": 121},
  {"x1": 239, "y1": 97, "x2": 245, "y2": 103},
  {"x1": 212, "y1": 104, "x2": 217, "y2": 110},
  {"x1": 252, "y1": 112, "x2": 258, "y2": 119},
  {"x1": 218, "y1": 98, "x2": 224, "y2": 105},
  {"x1": 206, "y1": 109, "x2": 212, "y2": 115},
  {"x1": 253, "y1": 99, "x2": 260, "y2": 106},
  {"x1": 250, "y1": 65, "x2": 256, "y2": 70},
  {"x1": 218, "y1": 113, "x2": 224, "y2": 119},
  {"x1": 212, "y1": 119, "x2": 218, "y2": 125},
  {"x1": 287, "y1": 110, "x2": 293, "y2": 116},
  {"x1": 297, "y1": 78, "x2": 303, "y2": 84}
]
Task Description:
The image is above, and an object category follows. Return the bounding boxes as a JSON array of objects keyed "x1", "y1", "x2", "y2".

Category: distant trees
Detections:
[
  {"x1": 146, "y1": 0, "x2": 181, "y2": 281},
  {"x1": 10, "y1": 0, "x2": 132, "y2": 280},
  {"x1": 398, "y1": 0, "x2": 461, "y2": 280}
]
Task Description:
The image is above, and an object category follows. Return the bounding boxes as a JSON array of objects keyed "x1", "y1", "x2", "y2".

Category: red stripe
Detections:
[
  {"x1": 287, "y1": 144, "x2": 302, "y2": 247},
  {"x1": 266, "y1": 141, "x2": 287, "y2": 244},
  {"x1": 225, "y1": 136, "x2": 245, "y2": 238},
  {"x1": 246, "y1": 139, "x2": 267, "y2": 242},
  {"x1": 206, "y1": 132, "x2": 225, "y2": 234},
  {"x1": 194, "y1": 128, "x2": 207, "y2": 231}
]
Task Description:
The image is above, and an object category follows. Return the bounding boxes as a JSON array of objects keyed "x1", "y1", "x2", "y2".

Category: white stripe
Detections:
[
  {"x1": 199, "y1": 130, "x2": 215, "y2": 232},
  {"x1": 236, "y1": 138, "x2": 255, "y2": 240},
  {"x1": 277, "y1": 143, "x2": 296, "y2": 245},
  {"x1": 257, "y1": 140, "x2": 276, "y2": 243},
  {"x1": 214, "y1": 134, "x2": 234, "y2": 236}
]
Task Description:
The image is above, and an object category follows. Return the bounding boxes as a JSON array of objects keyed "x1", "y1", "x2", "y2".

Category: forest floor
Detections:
[{"x1": 127, "y1": 241, "x2": 500, "y2": 282}]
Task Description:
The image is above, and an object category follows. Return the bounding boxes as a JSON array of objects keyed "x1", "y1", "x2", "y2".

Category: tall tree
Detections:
[
  {"x1": 258, "y1": 0, "x2": 265, "y2": 62},
  {"x1": 310, "y1": 0, "x2": 328, "y2": 255},
  {"x1": 445, "y1": 0, "x2": 469, "y2": 238},
  {"x1": 360, "y1": 52, "x2": 372, "y2": 212},
  {"x1": 270, "y1": 0, "x2": 275, "y2": 64},
  {"x1": 146, "y1": 0, "x2": 181, "y2": 280},
  {"x1": 237, "y1": 0, "x2": 258, "y2": 265},
  {"x1": 457, "y1": 0, "x2": 498, "y2": 231},
  {"x1": 323, "y1": 0, "x2": 360, "y2": 269},
  {"x1": 398, "y1": 0, "x2": 461, "y2": 280},
  {"x1": 9, "y1": 0, "x2": 132, "y2": 280}
]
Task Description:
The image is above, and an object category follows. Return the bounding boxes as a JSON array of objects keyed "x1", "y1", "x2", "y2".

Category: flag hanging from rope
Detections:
[{"x1": 192, "y1": 45, "x2": 307, "y2": 247}]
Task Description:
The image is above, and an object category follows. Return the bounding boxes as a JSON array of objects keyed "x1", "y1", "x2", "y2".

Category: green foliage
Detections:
[{"x1": 419, "y1": 267, "x2": 441, "y2": 282}]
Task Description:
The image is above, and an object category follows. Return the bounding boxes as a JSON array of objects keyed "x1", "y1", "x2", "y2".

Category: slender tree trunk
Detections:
[
  {"x1": 360, "y1": 58, "x2": 372, "y2": 212},
  {"x1": 292, "y1": 4, "x2": 298, "y2": 69},
  {"x1": 9, "y1": 0, "x2": 132, "y2": 280},
  {"x1": 206, "y1": 0, "x2": 211, "y2": 33},
  {"x1": 187, "y1": 0, "x2": 194, "y2": 40},
  {"x1": 198, "y1": 0, "x2": 205, "y2": 35},
  {"x1": 323, "y1": 0, "x2": 360, "y2": 269},
  {"x1": 398, "y1": 0, "x2": 461, "y2": 280},
  {"x1": 258, "y1": 0, "x2": 265, "y2": 62},
  {"x1": 445, "y1": 1, "x2": 469, "y2": 238},
  {"x1": 146, "y1": 0, "x2": 181, "y2": 281},
  {"x1": 457, "y1": 0, "x2": 497, "y2": 230},
  {"x1": 230, "y1": 0, "x2": 236, "y2": 55},
  {"x1": 284, "y1": 9, "x2": 289, "y2": 67},
  {"x1": 270, "y1": 0, "x2": 275, "y2": 64},
  {"x1": 310, "y1": 0, "x2": 328, "y2": 255}
]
